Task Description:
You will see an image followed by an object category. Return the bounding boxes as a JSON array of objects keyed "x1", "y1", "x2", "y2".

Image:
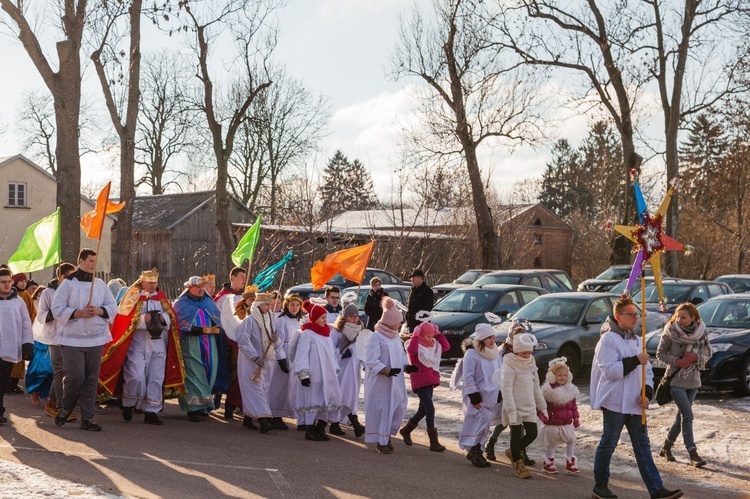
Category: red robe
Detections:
[{"x1": 98, "y1": 289, "x2": 185, "y2": 401}]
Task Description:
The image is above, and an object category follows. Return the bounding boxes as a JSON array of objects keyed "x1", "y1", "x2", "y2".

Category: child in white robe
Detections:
[
  {"x1": 268, "y1": 295, "x2": 303, "y2": 428},
  {"x1": 329, "y1": 302, "x2": 365, "y2": 437}
]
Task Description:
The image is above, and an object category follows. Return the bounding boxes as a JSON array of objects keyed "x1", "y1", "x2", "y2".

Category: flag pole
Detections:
[
  {"x1": 274, "y1": 263, "x2": 289, "y2": 311},
  {"x1": 87, "y1": 235, "x2": 103, "y2": 307},
  {"x1": 640, "y1": 268, "x2": 647, "y2": 425}
]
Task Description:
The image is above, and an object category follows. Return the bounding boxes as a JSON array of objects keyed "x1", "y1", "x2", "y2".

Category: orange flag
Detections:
[
  {"x1": 81, "y1": 182, "x2": 126, "y2": 239},
  {"x1": 311, "y1": 241, "x2": 376, "y2": 290}
]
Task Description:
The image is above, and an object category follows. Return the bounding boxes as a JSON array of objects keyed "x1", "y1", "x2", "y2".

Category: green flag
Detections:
[
  {"x1": 8, "y1": 208, "x2": 61, "y2": 274},
  {"x1": 231, "y1": 215, "x2": 262, "y2": 266}
]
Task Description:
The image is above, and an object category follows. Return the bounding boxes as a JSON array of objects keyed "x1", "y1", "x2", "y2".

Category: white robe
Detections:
[
  {"x1": 293, "y1": 330, "x2": 342, "y2": 425},
  {"x1": 459, "y1": 349, "x2": 502, "y2": 450},
  {"x1": 0, "y1": 294, "x2": 33, "y2": 363},
  {"x1": 268, "y1": 314, "x2": 299, "y2": 418},
  {"x1": 33, "y1": 287, "x2": 58, "y2": 345},
  {"x1": 330, "y1": 329, "x2": 362, "y2": 421},
  {"x1": 122, "y1": 292, "x2": 170, "y2": 412},
  {"x1": 236, "y1": 313, "x2": 284, "y2": 418},
  {"x1": 364, "y1": 332, "x2": 408, "y2": 446},
  {"x1": 51, "y1": 277, "x2": 116, "y2": 347}
]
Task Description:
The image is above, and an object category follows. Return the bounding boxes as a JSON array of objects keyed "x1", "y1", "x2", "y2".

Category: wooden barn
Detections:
[{"x1": 121, "y1": 191, "x2": 255, "y2": 280}]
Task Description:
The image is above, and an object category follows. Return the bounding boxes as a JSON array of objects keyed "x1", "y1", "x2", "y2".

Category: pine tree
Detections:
[
  {"x1": 345, "y1": 159, "x2": 376, "y2": 209},
  {"x1": 320, "y1": 150, "x2": 350, "y2": 217},
  {"x1": 679, "y1": 113, "x2": 728, "y2": 203},
  {"x1": 539, "y1": 139, "x2": 580, "y2": 217}
]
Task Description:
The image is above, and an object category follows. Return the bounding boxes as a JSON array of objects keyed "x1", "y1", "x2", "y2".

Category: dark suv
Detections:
[
  {"x1": 577, "y1": 264, "x2": 659, "y2": 293},
  {"x1": 433, "y1": 269, "x2": 496, "y2": 299},
  {"x1": 473, "y1": 269, "x2": 574, "y2": 293},
  {"x1": 286, "y1": 268, "x2": 406, "y2": 299}
]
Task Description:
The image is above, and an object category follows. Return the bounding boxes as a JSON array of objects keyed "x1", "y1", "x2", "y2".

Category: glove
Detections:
[
  {"x1": 277, "y1": 358, "x2": 289, "y2": 374},
  {"x1": 468, "y1": 392, "x2": 482, "y2": 405},
  {"x1": 387, "y1": 368, "x2": 401, "y2": 377},
  {"x1": 674, "y1": 358, "x2": 692, "y2": 369},
  {"x1": 189, "y1": 326, "x2": 204, "y2": 336},
  {"x1": 22, "y1": 343, "x2": 34, "y2": 361},
  {"x1": 252, "y1": 356, "x2": 266, "y2": 367},
  {"x1": 574, "y1": 419, "x2": 580, "y2": 429},
  {"x1": 341, "y1": 349, "x2": 352, "y2": 359},
  {"x1": 300, "y1": 378, "x2": 311, "y2": 387},
  {"x1": 683, "y1": 351, "x2": 699, "y2": 363},
  {"x1": 404, "y1": 365, "x2": 419, "y2": 374}
]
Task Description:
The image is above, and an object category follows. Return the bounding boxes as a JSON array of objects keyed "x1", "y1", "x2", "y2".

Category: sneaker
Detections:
[
  {"x1": 44, "y1": 402, "x2": 58, "y2": 418},
  {"x1": 80, "y1": 419, "x2": 102, "y2": 431},
  {"x1": 55, "y1": 409, "x2": 71, "y2": 427},
  {"x1": 592, "y1": 482, "x2": 617, "y2": 499},
  {"x1": 566, "y1": 456, "x2": 580, "y2": 474},
  {"x1": 650, "y1": 488, "x2": 683, "y2": 499},
  {"x1": 543, "y1": 457, "x2": 558, "y2": 474}
]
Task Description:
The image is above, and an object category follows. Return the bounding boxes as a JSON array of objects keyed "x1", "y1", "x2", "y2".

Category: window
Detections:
[
  {"x1": 7, "y1": 182, "x2": 27, "y2": 207},
  {"x1": 534, "y1": 218, "x2": 542, "y2": 226},
  {"x1": 524, "y1": 276, "x2": 543, "y2": 288},
  {"x1": 586, "y1": 298, "x2": 611, "y2": 324},
  {"x1": 493, "y1": 291, "x2": 520, "y2": 314},
  {"x1": 689, "y1": 285, "x2": 708, "y2": 304},
  {"x1": 519, "y1": 289, "x2": 542, "y2": 304},
  {"x1": 545, "y1": 276, "x2": 564, "y2": 293},
  {"x1": 707, "y1": 284, "x2": 727, "y2": 297}
]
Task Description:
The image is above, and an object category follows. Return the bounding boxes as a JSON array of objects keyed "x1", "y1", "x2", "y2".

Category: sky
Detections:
[{"x1": 0, "y1": 1, "x2": 623, "y2": 202}]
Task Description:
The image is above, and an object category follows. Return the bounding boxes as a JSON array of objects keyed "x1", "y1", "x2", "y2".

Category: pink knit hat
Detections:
[
  {"x1": 413, "y1": 321, "x2": 438, "y2": 338},
  {"x1": 379, "y1": 296, "x2": 402, "y2": 326}
]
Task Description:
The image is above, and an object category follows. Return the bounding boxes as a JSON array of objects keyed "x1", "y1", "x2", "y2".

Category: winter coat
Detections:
[
  {"x1": 407, "y1": 283, "x2": 434, "y2": 332},
  {"x1": 364, "y1": 289, "x2": 389, "y2": 330},
  {"x1": 407, "y1": 333, "x2": 449, "y2": 391},
  {"x1": 500, "y1": 353, "x2": 546, "y2": 426},
  {"x1": 539, "y1": 382, "x2": 580, "y2": 426},
  {"x1": 656, "y1": 322, "x2": 711, "y2": 390}
]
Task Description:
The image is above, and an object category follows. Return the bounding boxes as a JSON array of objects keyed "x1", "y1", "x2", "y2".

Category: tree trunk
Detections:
[{"x1": 215, "y1": 153, "x2": 234, "y2": 271}]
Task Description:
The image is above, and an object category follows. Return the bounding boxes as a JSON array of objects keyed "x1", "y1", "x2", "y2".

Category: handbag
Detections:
[{"x1": 655, "y1": 369, "x2": 678, "y2": 406}]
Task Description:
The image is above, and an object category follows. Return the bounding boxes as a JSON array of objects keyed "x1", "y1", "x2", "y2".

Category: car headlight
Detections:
[
  {"x1": 534, "y1": 342, "x2": 549, "y2": 351},
  {"x1": 711, "y1": 343, "x2": 732, "y2": 353},
  {"x1": 443, "y1": 329, "x2": 466, "y2": 336}
]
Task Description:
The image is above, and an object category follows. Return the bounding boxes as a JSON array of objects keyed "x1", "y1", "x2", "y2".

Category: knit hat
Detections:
[
  {"x1": 513, "y1": 332, "x2": 537, "y2": 353},
  {"x1": 255, "y1": 292, "x2": 273, "y2": 304},
  {"x1": 12, "y1": 273, "x2": 27, "y2": 285},
  {"x1": 343, "y1": 302, "x2": 359, "y2": 317},
  {"x1": 546, "y1": 356, "x2": 572, "y2": 384},
  {"x1": 379, "y1": 296, "x2": 402, "y2": 326},
  {"x1": 474, "y1": 323, "x2": 496, "y2": 341},
  {"x1": 413, "y1": 321, "x2": 438, "y2": 338},
  {"x1": 307, "y1": 303, "x2": 327, "y2": 324}
]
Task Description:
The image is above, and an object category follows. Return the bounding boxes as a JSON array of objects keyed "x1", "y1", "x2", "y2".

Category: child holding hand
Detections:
[{"x1": 538, "y1": 357, "x2": 580, "y2": 474}]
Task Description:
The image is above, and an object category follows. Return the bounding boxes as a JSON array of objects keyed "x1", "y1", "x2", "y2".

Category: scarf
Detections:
[
  {"x1": 338, "y1": 322, "x2": 362, "y2": 351},
  {"x1": 250, "y1": 304, "x2": 277, "y2": 360},
  {"x1": 665, "y1": 321, "x2": 711, "y2": 376},
  {"x1": 418, "y1": 341, "x2": 442, "y2": 371},
  {"x1": 301, "y1": 321, "x2": 331, "y2": 337},
  {"x1": 68, "y1": 268, "x2": 93, "y2": 282},
  {"x1": 472, "y1": 340, "x2": 499, "y2": 360},
  {"x1": 375, "y1": 322, "x2": 399, "y2": 339},
  {"x1": 503, "y1": 352, "x2": 537, "y2": 372},
  {"x1": 417, "y1": 335, "x2": 435, "y2": 347}
]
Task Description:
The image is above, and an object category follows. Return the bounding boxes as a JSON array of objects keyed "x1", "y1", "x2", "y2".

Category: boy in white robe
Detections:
[{"x1": 329, "y1": 302, "x2": 365, "y2": 437}]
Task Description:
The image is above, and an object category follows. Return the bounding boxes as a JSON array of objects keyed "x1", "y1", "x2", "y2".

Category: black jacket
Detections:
[
  {"x1": 364, "y1": 288, "x2": 389, "y2": 330},
  {"x1": 407, "y1": 283, "x2": 434, "y2": 332}
]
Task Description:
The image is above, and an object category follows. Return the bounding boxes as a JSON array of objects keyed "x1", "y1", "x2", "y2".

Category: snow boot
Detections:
[
  {"x1": 399, "y1": 420, "x2": 418, "y2": 446},
  {"x1": 348, "y1": 414, "x2": 365, "y2": 438},
  {"x1": 485, "y1": 436, "x2": 497, "y2": 460},
  {"x1": 566, "y1": 456, "x2": 580, "y2": 474},
  {"x1": 329, "y1": 422, "x2": 346, "y2": 436},
  {"x1": 512, "y1": 458, "x2": 531, "y2": 479},
  {"x1": 468, "y1": 444, "x2": 486, "y2": 468},
  {"x1": 315, "y1": 420, "x2": 330, "y2": 441},
  {"x1": 659, "y1": 440, "x2": 676, "y2": 462},
  {"x1": 592, "y1": 482, "x2": 617, "y2": 499},
  {"x1": 427, "y1": 428, "x2": 446, "y2": 452},
  {"x1": 688, "y1": 448, "x2": 706, "y2": 468},
  {"x1": 543, "y1": 456, "x2": 558, "y2": 474}
]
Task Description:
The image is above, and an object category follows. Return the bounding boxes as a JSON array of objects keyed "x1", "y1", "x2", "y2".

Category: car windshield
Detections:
[
  {"x1": 474, "y1": 274, "x2": 520, "y2": 286},
  {"x1": 715, "y1": 277, "x2": 750, "y2": 293},
  {"x1": 697, "y1": 299, "x2": 750, "y2": 329},
  {"x1": 512, "y1": 298, "x2": 586, "y2": 325},
  {"x1": 454, "y1": 271, "x2": 481, "y2": 284},
  {"x1": 433, "y1": 289, "x2": 499, "y2": 313},
  {"x1": 326, "y1": 273, "x2": 351, "y2": 287},
  {"x1": 632, "y1": 284, "x2": 692, "y2": 304}
]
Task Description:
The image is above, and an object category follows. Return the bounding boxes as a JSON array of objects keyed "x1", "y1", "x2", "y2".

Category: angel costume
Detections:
[
  {"x1": 458, "y1": 337, "x2": 503, "y2": 452},
  {"x1": 269, "y1": 311, "x2": 299, "y2": 418}
]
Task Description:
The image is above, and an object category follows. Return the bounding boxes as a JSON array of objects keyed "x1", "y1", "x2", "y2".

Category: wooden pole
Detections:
[
  {"x1": 640, "y1": 269, "x2": 647, "y2": 425},
  {"x1": 274, "y1": 263, "x2": 288, "y2": 310}
]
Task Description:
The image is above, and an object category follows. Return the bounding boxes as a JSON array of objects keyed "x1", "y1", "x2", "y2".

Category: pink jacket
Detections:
[
  {"x1": 407, "y1": 332, "x2": 449, "y2": 391},
  {"x1": 538, "y1": 382, "x2": 580, "y2": 426}
]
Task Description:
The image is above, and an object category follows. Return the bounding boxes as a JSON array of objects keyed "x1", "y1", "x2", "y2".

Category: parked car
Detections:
[
  {"x1": 472, "y1": 269, "x2": 574, "y2": 293},
  {"x1": 413, "y1": 284, "x2": 547, "y2": 358},
  {"x1": 608, "y1": 276, "x2": 659, "y2": 296},
  {"x1": 492, "y1": 292, "x2": 666, "y2": 379},
  {"x1": 577, "y1": 264, "x2": 660, "y2": 293},
  {"x1": 433, "y1": 269, "x2": 496, "y2": 299},
  {"x1": 342, "y1": 284, "x2": 412, "y2": 325},
  {"x1": 286, "y1": 268, "x2": 406, "y2": 300},
  {"x1": 645, "y1": 293, "x2": 750, "y2": 395},
  {"x1": 714, "y1": 274, "x2": 750, "y2": 293},
  {"x1": 630, "y1": 279, "x2": 733, "y2": 315}
]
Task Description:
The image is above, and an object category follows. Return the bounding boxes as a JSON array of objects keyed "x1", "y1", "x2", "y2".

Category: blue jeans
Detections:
[
  {"x1": 594, "y1": 408, "x2": 663, "y2": 494},
  {"x1": 667, "y1": 386, "x2": 698, "y2": 451},
  {"x1": 409, "y1": 385, "x2": 435, "y2": 429}
]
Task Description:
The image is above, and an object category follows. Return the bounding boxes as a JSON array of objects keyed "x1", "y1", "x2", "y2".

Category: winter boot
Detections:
[
  {"x1": 387, "y1": 438, "x2": 394, "y2": 451},
  {"x1": 259, "y1": 417, "x2": 273, "y2": 434},
  {"x1": 376, "y1": 443, "x2": 392, "y2": 454},
  {"x1": 688, "y1": 448, "x2": 706, "y2": 468},
  {"x1": 468, "y1": 444, "x2": 486, "y2": 468},
  {"x1": 297, "y1": 424, "x2": 308, "y2": 431},
  {"x1": 348, "y1": 414, "x2": 365, "y2": 438},
  {"x1": 659, "y1": 440, "x2": 676, "y2": 462},
  {"x1": 329, "y1": 422, "x2": 346, "y2": 436},
  {"x1": 187, "y1": 411, "x2": 201, "y2": 423},
  {"x1": 650, "y1": 488, "x2": 684, "y2": 499},
  {"x1": 122, "y1": 406, "x2": 134, "y2": 422},
  {"x1": 427, "y1": 428, "x2": 446, "y2": 452},
  {"x1": 0, "y1": 407, "x2": 6, "y2": 424},
  {"x1": 271, "y1": 417, "x2": 289, "y2": 430},
  {"x1": 592, "y1": 482, "x2": 618, "y2": 499},
  {"x1": 242, "y1": 415, "x2": 257, "y2": 430},
  {"x1": 566, "y1": 456, "x2": 580, "y2": 474},
  {"x1": 512, "y1": 458, "x2": 531, "y2": 479},
  {"x1": 543, "y1": 456, "x2": 558, "y2": 474},
  {"x1": 305, "y1": 426, "x2": 323, "y2": 441},
  {"x1": 485, "y1": 436, "x2": 497, "y2": 460},
  {"x1": 520, "y1": 448, "x2": 535, "y2": 466},
  {"x1": 144, "y1": 412, "x2": 163, "y2": 425},
  {"x1": 223, "y1": 403, "x2": 236, "y2": 420},
  {"x1": 315, "y1": 420, "x2": 330, "y2": 441},
  {"x1": 399, "y1": 420, "x2": 418, "y2": 446}
]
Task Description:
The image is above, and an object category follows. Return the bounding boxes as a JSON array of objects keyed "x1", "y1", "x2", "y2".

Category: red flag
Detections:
[
  {"x1": 81, "y1": 182, "x2": 125, "y2": 239},
  {"x1": 310, "y1": 241, "x2": 376, "y2": 289}
]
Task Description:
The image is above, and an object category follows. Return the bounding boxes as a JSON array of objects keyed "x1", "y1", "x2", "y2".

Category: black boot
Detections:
[
  {"x1": 688, "y1": 448, "x2": 706, "y2": 468},
  {"x1": 259, "y1": 417, "x2": 273, "y2": 434},
  {"x1": 242, "y1": 415, "x2": 257, "y2": 430},
  {"x1": 144, "y1": 412, "x2": 163, "y2": 425},
  {"x1": 122, "y1": 406, "x2": 134, "y2": 422},
  {"x1": 297, "y1": 424, "x2": 308, "y2": 431},
  {"x1": 650, "y1": 488, "x2": 684, "y2": 499},
  {"x1": 468, "y1": 444, "x2": 487, "y2": 468},
  {"x1": 348, "y1": 414, "x2": 365, "y2": 438},
  {"x1": 187, "y1": 411, "x2": 201, "y2": 423},
  {"x1": 0, "y1": 407, "x2": 6, "y2": 424},
  {"x1": 305, "y1": 426, "x2": 323, "y2": 441},
  {"x1": 224, "y1": 403, "x2": 235, "y2": 420},
  {"x1": 271, "y1": 417, "x2": 288, "y2": 430},
  {"x1": 659, "y1": 440, "x2": 676, "y2": 462},
  {"x1": 486, "y1": 436, "x2": 497, "y2": 460},
  {"x1": 329, "y1": 422, "x2": 346, "y2": 436},
  {"x1": 592, "y1": 482, "x2": 618, "y2": 499},
  {"x1": 520, "y1": 448, "x2": 535, "y2": 466},
  {"x1": 315, "y1": 420, "x2": 330, "y2": 441}
]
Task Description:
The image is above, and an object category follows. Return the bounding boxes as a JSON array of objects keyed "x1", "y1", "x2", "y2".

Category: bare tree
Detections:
[
  {"x1": 1, "y1": 0, "x2": 90, "y2": 260},
  {"x1": 391, "y1": 0, "x2": 546, "y2": 268},
  {"x1": 91, "y1": 0, "x2": 143, "y2": 277},
  {"x1": 17, "y1": 90, "x2": 57, "y2": 175}
]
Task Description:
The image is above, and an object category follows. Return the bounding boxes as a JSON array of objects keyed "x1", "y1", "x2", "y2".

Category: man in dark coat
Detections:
[
  {"x1": 364, "y1": 277, "x2": 389, "y2": 330},
  {"x1": 406, "y1": 269, "x2": 434, "y2": 333}
]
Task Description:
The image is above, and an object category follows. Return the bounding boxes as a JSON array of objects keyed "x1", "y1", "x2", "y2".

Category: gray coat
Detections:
[{"x1": 655, "y1": 323, "x2": 710, "y2": 389}]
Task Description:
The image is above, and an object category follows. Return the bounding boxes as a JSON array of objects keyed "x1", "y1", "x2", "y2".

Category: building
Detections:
[{"x1": 0, "y1": 154, "x2": 115, "y2": 279}]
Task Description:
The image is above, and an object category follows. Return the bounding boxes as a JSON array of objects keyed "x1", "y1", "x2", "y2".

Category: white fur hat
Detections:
[
  {"x1": 513, "y1": 332, "x2": 537, "y2": 353},
  {"x1": 545, "y1": 356, "x2": 573, "y2": 384},
  {"x1": 474, "y1": 323, "x2": 496, "y2": 341}
]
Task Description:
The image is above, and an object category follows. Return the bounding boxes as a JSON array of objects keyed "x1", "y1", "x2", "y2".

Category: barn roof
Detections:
[{"x1": 131, "y1": 191, "x2": 216, "y2": 230}]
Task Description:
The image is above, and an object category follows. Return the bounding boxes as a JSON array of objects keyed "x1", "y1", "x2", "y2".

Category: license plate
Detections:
[{"x1": 650, "y1": 356, "x2": 666, "y2": 368}]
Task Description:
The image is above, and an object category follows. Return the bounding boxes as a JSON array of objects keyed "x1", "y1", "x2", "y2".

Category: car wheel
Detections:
[
  {"x1": 735, "y1": 355, "x2": 750, "y2": 397},
  {"x1": 559, "y1": 346, "x2": 580, "y2": 377}
]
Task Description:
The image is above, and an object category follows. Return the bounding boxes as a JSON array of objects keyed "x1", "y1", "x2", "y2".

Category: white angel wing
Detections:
[
  {"x1": 356, "y1": 328, "x2": 373, "y2": 361},
  {"x1": 449, "y1": 358, "x2": 464, "y2": 391},
  {"x1": 221, "y1": 295, "x2": 243, "y2": 341},
  {"x1": 392, "y1": 299, "x2": 408, "y2": 313},
  {"x1": 341, "y1": 291, "x2": 358, "y2": 306},
  {"x1": 416, "y1": 310, "x2": 434, "y2": 323},
  {"x1": 309, "y1": 296, "x2": 328, "y2": 307},
  {"x1": 485, "y1": 312, "x2": 503, "y2": 324}
]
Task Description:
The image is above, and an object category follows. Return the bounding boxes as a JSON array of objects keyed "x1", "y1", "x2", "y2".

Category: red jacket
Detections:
[
  {"x1": 407, "y1": 333, "x2": 450, "y2": 391},
  {"x1": 538, "y1": 382, "x2": 580, "y2": 426}
]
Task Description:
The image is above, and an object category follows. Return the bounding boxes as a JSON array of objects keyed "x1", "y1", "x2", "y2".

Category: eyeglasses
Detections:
[
  {"x1": 329, "y1": 295, "x2": 340, "y2": 300},
  {"x1": 620, "y1": 312, "x2": 640, "y2": 318}
]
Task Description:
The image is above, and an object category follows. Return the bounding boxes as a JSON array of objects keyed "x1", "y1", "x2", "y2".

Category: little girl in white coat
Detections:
[
  {"x1": 538, "y1": 357, "x2": 580, "y2": 474},
  {"x1": 329, "y1": 302, "x2": 366, "y2": 437},
  {"x1": 458, "y1": 323, "x2": 503, "y2": 468}
]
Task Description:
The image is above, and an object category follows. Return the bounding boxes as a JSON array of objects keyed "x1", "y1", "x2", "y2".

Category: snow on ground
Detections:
[{"x1": 0, "y1": 459, "x2": 120, "y2": 498}]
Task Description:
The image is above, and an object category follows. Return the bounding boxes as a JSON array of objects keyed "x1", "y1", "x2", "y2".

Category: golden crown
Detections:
[{"x1": 140, "y1": 268, "x2": 159, "y2": 283}]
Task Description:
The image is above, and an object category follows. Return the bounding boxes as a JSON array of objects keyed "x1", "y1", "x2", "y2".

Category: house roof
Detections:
[
  {"x1": 131, "y1": 191, "x2": 217, "y2": 230},
  {"x1": 234, "y1": 223, "x2": 455, "y2": 240}
]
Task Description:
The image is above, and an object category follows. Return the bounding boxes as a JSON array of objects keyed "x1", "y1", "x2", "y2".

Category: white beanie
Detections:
[
  {"x1": 513, "y1": 333, "x2": 538, "y2": 353},
  {"x1": 474, "y1": 323, "x2": 496, "y2": 341}
]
